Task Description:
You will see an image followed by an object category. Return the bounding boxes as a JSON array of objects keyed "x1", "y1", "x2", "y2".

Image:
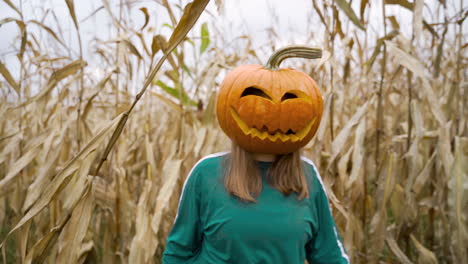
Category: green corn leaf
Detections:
[
  {"x1": 200, "y1": 22, "x2": 210, "y2": 54},
  {"x1": 155, "y1": 80, "x2": 197, "y2": 107}
]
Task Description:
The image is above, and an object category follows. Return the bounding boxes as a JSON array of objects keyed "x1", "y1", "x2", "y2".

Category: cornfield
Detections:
[{"x1": 0, "y1": 0, "x2": 466, "y2": 263}]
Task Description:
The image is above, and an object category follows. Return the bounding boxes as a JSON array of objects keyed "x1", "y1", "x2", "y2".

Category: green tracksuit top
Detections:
[{"x1": 162, "y1": 152, "x2": 350, "y2": 264}]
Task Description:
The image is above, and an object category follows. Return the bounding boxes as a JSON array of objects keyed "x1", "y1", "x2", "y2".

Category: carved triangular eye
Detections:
[
  {"x1": 241, "y1": 87, "x2": 272, "y2": 100},
  {"x1": 281, "y1": 92, "x2": 298, "y2": 101}
]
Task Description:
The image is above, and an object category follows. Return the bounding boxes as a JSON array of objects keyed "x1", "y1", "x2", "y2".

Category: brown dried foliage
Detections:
[{"x1": 0, "y1": 0, "x2": 466, "y2": 263}]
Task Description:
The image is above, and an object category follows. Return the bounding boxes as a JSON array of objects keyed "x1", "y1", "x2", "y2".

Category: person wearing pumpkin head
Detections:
[{"x1": 162, "y1": 46, "x2": 350, "y2": 264}]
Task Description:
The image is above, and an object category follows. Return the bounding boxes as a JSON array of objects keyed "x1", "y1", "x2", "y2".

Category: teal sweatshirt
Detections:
[{"x1": 162, "y1": 152, "x2": 349, "y2": 264}]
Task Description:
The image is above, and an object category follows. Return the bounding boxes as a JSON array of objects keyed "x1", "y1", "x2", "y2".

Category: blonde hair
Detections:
[{"x1": 223, "y1": 142, "x2": 309, "y2": 203}]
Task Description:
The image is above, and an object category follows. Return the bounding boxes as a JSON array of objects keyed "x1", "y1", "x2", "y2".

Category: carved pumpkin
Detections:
[{"x1": 216, "y1": 46, "x2": 323, "y2": 154}]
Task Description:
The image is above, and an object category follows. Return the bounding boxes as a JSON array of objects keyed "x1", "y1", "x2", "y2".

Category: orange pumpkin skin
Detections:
[{"x1": 216, "y1": 64, "x2": 323, "y2": 154}]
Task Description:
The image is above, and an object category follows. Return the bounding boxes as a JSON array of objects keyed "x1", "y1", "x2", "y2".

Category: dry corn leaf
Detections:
[
  {"x1": 201, "y1": 91, "x2": 217, "y2": 125},
  {"x1": 149, "y1": 91, "x2": 183, "y2": 113},
  {"x1": 385, "y1": 1, "x2": 438, "y2": 37},
  {"x1": 386, "y1": 234, "x2": 414, "y2": 264},
  {"x1": 128, "y1": 179, "x2": 157, "y2": 263},
  {"x1": 139, "y1": 7, "x2": 150, "y2": 30},
  {"x1": 0, "y1": 61, "x2": 20, "y2": 95},
  {"x1": 0, "y1": 0, "x2": 463, "y2": 262},
  {"x1": 17, "y1": 60, "x2": 87, "y2": 108},
  {"x1": 0, "y1": 133, "x2": 21, "y2": 164},
  {"x1": 448, "y1": 137, "x2": 468, "y2": 262},
  {"x1": 92, "y1": 176, "x2": 115, "y2": 209},
  {"x1": 389, "y1": 184, "x2": 405, "y2": 222},
  {"x1": 3, "y1": 0, "x2": 21, "y2": 15},
  {"x1": 61, "y1": 152, "x2": 96, "y2": 212},
  {"x1": 411, "y1": 153, "x2": 436, "y2": 196},
  {"x1": 413, "y1": 0, "x2": 424, "y2": 41},
  {"x1": 337, "y1": 147, "x2": 352, "y2": 195},
  {"x1": 410, "y1": 234, "x2": 438, "y2": 264},
  {"x1": 342, "y1": 213, "x2": 362, "y2": 260},
  {"x1": 101, "y1": 0, "x2": 126, "y2": 30},
  {"x1": 333, "y1": 0, "x2": 365, "y2": 30},
  {"x1": 151, "y1": 34, "x2": 167, "y2": 56},
  {"x1": 315, "y1": 93, "x2": 332, "y2": 143},
  {"x1": 136, "y1": 32, "x2": 151, "y2": 57},
  {"x1": 94, "y1": 0, "x2": 209, "y2": 178},
  {"x1": 167, "y1": 0, "x2": 210, "y2": 52},
  {"x1": 385, "y1": 0, "x2": 413, "y2": 9},
  {"x1": 28, "y1": 20, "x2": 68, "y2": 48},
  {"x1": 0, "y1": 197, "x2": 5, "y2": 228},
  {"x1": 23, "y1": 123, "x2": 70, "y2": 212},
  {"x1": 151, "y1": 159, "x2": 182, "y2": 236},
  {"x1": 329, "y1": 98, "x2": 371, "y2": 167},
  {"x1": 404, "y1": 101, "x2": 425, "y2": 193},
  {"x1": 365, "y1": 30, "x2": 398, "y2": 72},
  {"x1": 438, "y1": 123, "x2": 454, "y2": 178},
  {"x1": 385, "y1": 40, "x2": 446, "y2": 125},
  {"x1": 81, "y1": 69, "x2": 115, "y2": 120},
  {"x1": 323, "y1": 183, "x2": 349, "y2": 221},
  {"x1": 145, "y1": 134, "x2": 157, "y2": 181},
  {"x1": 19, "y1": 222, "x2": 31, "y2": 263},
  {"x1": 412, "y1": 101, "x2": 425, "y2": 136},
  {"x1": 122, "y1": 39, "x2": 143, "y2": 59},
  {"x1": 0, "y1": 114, "x2": 122, "y2": 245},
  {"x1": 193, "y1": 126, "x2": 207, "y2": 156},
  {"x1": 387, "y1": 16, "x2": 400, "y2": 30},
  {"x1": 56, "y1": 183, "x2": 94, "y2": 264},
  {"x1": 347, "y1": 119, "x2": 366, "y2": 188},
  {"x1": 0, "y1": 130, "x2": 18, "y2": 144},
  {"x1": 65, "y1": 0, "x2": 79, "y2": 30},
  {"x1": 0, "y1": 142, "x2": 42, "y2": 195},
  {"x1": 214, "y1": 0, "x2": 224, "y2": 14},
  {"x1": 369, "y1": 153, "x2": 395, "y2": 253},
  {"x1": 24, "y1": 222, "x2": 63, "y2": 264},
  {"x1": 76, "y1": 241, "x2": 94, "y2": 264},
  {"x1": 113, "y1": 167, "x2": 136, "y2": 234}
]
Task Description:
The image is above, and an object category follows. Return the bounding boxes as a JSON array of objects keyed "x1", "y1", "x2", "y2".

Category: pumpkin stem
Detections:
[{"x1": 265, "y1": 46, "x2": 322, "y2": 70}]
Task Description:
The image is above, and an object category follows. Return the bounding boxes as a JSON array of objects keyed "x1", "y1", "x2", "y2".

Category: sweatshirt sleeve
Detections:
[
  {"x1": 306, "y1": 169, "x2": 350, "y2": 264},
  {"x1": 162, "y1": 166, "x2": 203, "y2": 263}
]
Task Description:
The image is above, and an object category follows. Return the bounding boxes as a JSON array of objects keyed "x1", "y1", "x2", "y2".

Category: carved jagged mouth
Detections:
[{"x1": 230, "y1": 107, "x2": 315, "y2": 142}]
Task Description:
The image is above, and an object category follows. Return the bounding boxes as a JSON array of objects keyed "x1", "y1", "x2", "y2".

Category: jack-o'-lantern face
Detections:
[{"x1": 216, "y1": 64, "x2": 323, "y2": 154}]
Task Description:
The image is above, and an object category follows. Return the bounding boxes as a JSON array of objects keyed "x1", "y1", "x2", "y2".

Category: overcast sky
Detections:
[
  {"x1": 0, "y1": 0, "x2": 320, "y2": 60},
  {"x1": 0, "y1": 0, "x2": 464, "y2": 93}
]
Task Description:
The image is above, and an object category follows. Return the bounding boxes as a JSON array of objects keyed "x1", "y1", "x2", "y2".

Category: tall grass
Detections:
[{"x1": 0, "y1": 0, "x2": 466, "y2": 263}]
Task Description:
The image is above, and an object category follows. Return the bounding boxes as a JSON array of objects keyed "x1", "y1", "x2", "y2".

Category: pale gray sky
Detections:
[{"x1": 0, "y1": 0, "x2": 465, "y2": 96}]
